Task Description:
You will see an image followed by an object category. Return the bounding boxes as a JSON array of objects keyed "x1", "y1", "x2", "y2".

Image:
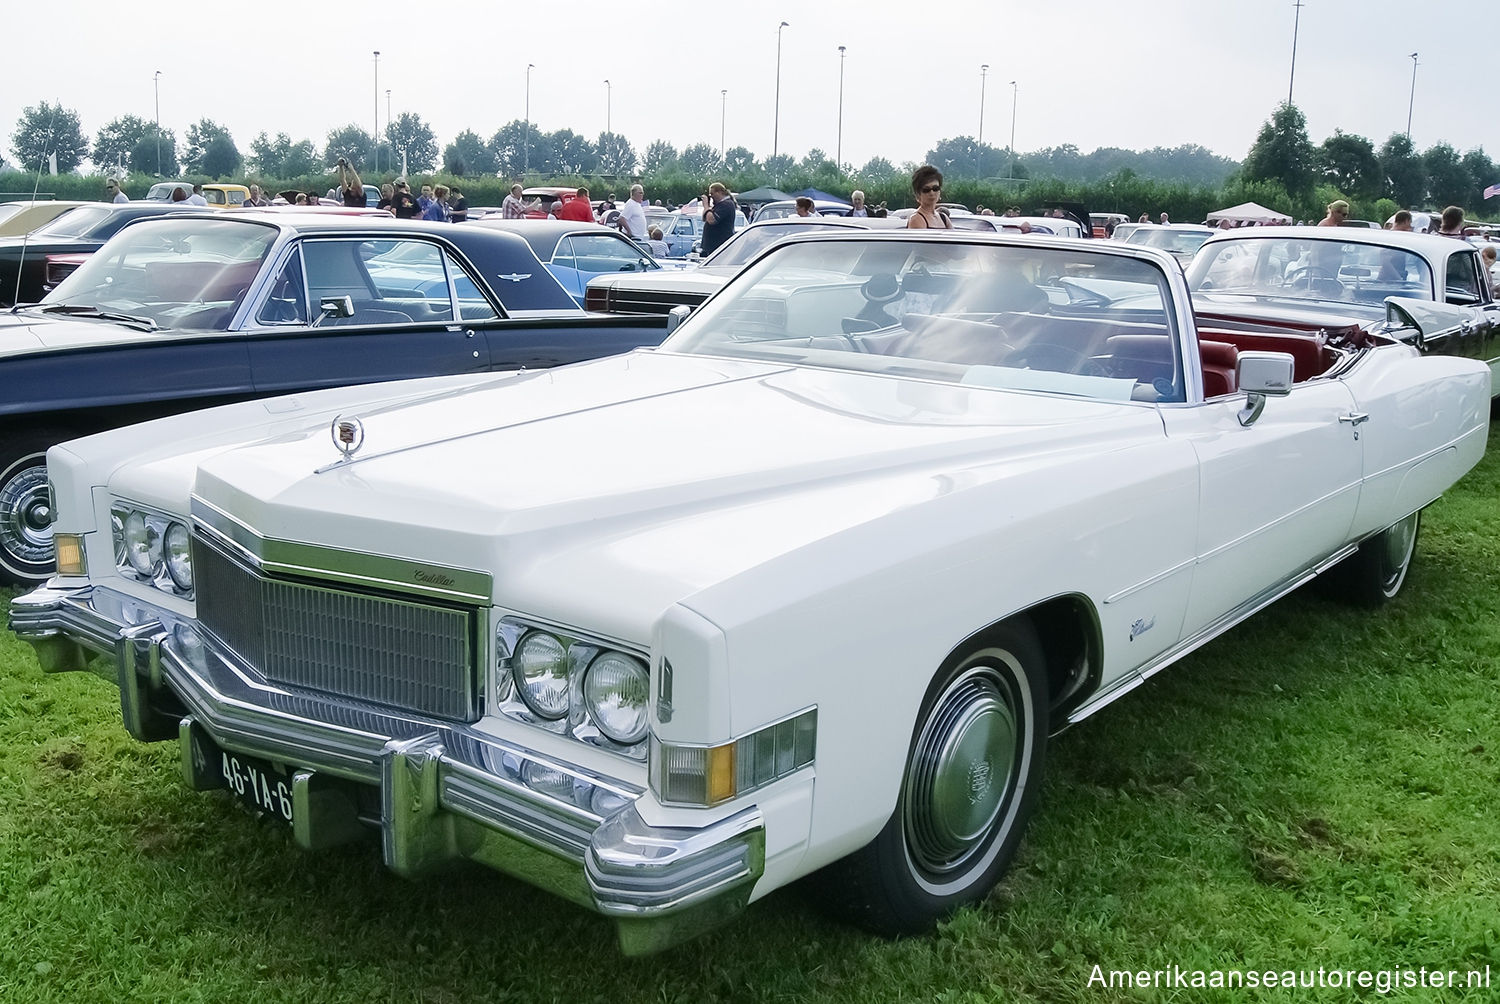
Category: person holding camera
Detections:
[
  {"x1": 336, "y1": 157, "x2": 367, "y2": 207},
  {"x1": 701, "y1": 182, "x2": 736, "y2": 256}
]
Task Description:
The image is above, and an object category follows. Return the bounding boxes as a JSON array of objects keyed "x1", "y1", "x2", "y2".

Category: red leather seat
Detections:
[{"x1": 1200, "y1": 340, "x2": 1238, "y2": 397}]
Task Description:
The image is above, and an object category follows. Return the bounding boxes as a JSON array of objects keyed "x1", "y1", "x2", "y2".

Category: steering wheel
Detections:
[{"x1": 1284, "y1": 265, "x2": 1338, "y2": 291}]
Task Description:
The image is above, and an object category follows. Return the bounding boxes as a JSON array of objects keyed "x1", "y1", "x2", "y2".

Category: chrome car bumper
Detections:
[{"x1": 9, "y1": 583, "x2": 764, "y2": 956}]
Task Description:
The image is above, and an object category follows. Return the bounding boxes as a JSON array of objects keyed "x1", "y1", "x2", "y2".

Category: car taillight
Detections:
[{"x1": 584, "y1": 287, "x2": 610, "y2": 312}]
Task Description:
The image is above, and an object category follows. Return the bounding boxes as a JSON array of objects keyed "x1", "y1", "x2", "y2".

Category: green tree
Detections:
[
  {"x1": 443, "y1": 129, "x2": 495, "y2": 177},
  {"x1": 763, "y1": 153, "x2": 794, "y2": 180},
  {"x1": 1377, "y1": 134, "x2": 1425, "y2": 206},
  {"x1": 385, "y1": 112, "x2": 437, "y2": 173},
  {"x1": 1460, "y1": 148, "x2": 1496, "y2": 202},
  {"x1": 324, "y1": 124, "x2": 373, "y2": 169},
  {"x1": 1316, "y1": 130, "x2": 1380, "y2": 199},
  {"x1": 1423, "y1": 142, "x2": 1469, "y2": 208},
  {"x1": 596, "y1": 132, "x2": 636, "y2": 176},
  {"x1": 642, "y1": 140, "x2": 678, "y2": 174},
  {"x1": 183, "y1": 119, "x2": 235, "y2": 174},
  {"x1": 201, "y1": 135, "x2": 241, "y2": 179},
  {"x1": 859, "y1": 156, "x2": 897, "y2": 179},
  {"x1": 11, "y1": 102, "x2": 88, "y2": 174},
  {"x1": 724, "y1": 146, "x2": 757, "y2": 173},
  {"x1": 92, "y1": 115, "x2": 151, "y2": 175},
  {"x1": 131, "y1": 126, "x2": 178, "y2": 177},
  {"x1": 680, "y1": 143, "x2": 719, "y2": 176},
  {"x1": 1241, "y1": 102, "x2": 1315, "y2": 198},
  {"x1": 248, "y1": 132, "x2": 319, "y2": 177},
  {"x1": 488, "y1": 121, "x2": 529, "y2": 178},
  {"x1": 544, "y1": 129, "x2": 597, "y2": 175}
]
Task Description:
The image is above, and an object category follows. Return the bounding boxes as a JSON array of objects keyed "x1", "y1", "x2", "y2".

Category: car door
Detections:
[
  {"x1": 245, "y1": 238, "x2": 493, "y2": 394},
  {"x1": 1159, "y1": 369, "x2": 1363, "y2": 641},
  {"x1": 545, "y1": 236, "x2": 583, "y2": 302}
]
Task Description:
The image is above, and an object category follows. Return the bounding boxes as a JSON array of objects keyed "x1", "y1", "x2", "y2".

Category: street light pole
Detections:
[
  {"x1": 604, "y1": 79, "x2": 611, "y2": 134},
  {"x1": 372, "y1": 51, "x2": 380, "y2": 175},
  {"x1": 978, "y1": 64, "x2": 989, "y2": 178},
  {"x1": 721, "y1": 89, "x2": 728, "y2": 164},
  {"x1": 153, "y1": 70, "x2": 162, "y2": 177},
  {"x1": 1286, "y1": 0, "x2": 1303, "y2": 106},
  {"x1": 1406, "y1": 52, "x2": 1418, "y2": 139},
  {"x1": 524, "y1": 63, "x2": 535, "y2": 178},
  {"x1": 836, "y1": 46, "x2": 846, "y2": 169},
  {"x1": 1008, "y1": 80, "x2": 1018, "y2": 182},
  {"x1": 774, "y1": 21, "x2": 789, "y2": 159}
]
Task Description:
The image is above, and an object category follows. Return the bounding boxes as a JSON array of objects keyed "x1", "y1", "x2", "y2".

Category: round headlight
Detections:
[
  {"x1": 513, "y1": 631, "x2": 569, "y2": 719},
  {"x1": 583, "y1": 652, "x2": 650, "y2": 744},
  {"x1": 163, "y1": 522, "x2": 193, "y2": 590},
  {"x1": 122, "y1": 511, "x2": 160, "y2": 577}
]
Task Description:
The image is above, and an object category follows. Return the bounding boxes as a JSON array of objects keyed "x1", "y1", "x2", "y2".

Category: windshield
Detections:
[
  {"x1": 42, "y1": 218, "x2": 277, "y2": 330},
  {"x1": 705, "y1": 222, "x2": 856, "y2": 267},
  {"x1": 1128, "y1": 228, "x2": 1214, "y2": 256},
  {"x1": 666, "y1": 237, "x2": 1183, "y2": 403},
  {"x1": 1186, "y1": 236, "x2": 1434, "y2": 306},
  {"x1": 32, "y1": 206, "x2": 110, "y2": 239}
]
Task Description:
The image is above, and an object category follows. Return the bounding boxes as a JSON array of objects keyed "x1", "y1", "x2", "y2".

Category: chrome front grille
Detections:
[{"x1": 192, "y1": 536, "x2": 478, "y2": 721}]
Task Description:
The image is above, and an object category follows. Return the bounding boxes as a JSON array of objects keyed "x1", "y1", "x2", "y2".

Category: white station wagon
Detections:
[{"x1": 11, "y1": 231, "x2": 1491, "y2": 954}]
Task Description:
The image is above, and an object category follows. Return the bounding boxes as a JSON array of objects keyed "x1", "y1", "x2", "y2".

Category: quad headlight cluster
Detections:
[
  {"x1": 110, "y1": 501, "x2": 194, "y2": 597},
  {"x1": 496, "y1": 619, "x2": 651, "y2": 754}
]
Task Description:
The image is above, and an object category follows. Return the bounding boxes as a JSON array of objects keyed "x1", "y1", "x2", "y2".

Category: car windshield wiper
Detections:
[{"x1": 34, "y1": 303, "x2": 158, "y2": 331}]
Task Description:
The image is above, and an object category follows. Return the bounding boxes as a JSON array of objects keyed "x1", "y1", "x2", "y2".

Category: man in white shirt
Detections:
[
  {"x1": 620, "y1": 184, "x2": 647, "y2": 238},
  {"x1": 849, "y1": 190, "x2": 868, "y2": 217},
  {"x1": 187, "y1": 184, "x2": 208, "y2": 206}
]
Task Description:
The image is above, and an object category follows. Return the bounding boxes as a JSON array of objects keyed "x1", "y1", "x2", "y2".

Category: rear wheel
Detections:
[
  {"x1": 0, "y1": 432, "x2": 63, "y2": 584},
  {"x1": 1341, "y1": 510, "x2": 1421, "y2": 607},
  {"x1": 820, "y1": 618, "x2": 1048, "y2": 935}
]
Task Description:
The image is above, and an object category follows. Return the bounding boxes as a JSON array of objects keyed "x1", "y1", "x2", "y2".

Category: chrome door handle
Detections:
[{"x1": 1339, "y1": 413, "x2": 1370, "y2": 426}]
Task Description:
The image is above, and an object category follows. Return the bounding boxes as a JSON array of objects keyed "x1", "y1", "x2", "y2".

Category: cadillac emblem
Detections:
[{"x1": 330, "y1": 414, "x2": 365, "y2": 461}]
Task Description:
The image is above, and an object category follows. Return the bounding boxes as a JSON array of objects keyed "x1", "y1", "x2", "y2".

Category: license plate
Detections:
[{"x1": 219, "y1": 750, "x2": 295, "y2": 825}]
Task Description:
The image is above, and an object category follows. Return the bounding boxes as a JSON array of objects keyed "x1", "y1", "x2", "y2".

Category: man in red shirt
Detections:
[{"x1": 557, "y1": 187, "x2": 595, "y2": 222}]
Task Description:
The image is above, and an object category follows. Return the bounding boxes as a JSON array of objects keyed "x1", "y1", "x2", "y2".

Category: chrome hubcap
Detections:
[
  {"x1": 905, "y1": 666, "x2": 1018, "y2": 876},
  {"x1": 1381, "y1": 511, "x2": 1419, "y2": 589},
  {"x1": 0, "y1": 459, "x2": 53, "y2": 567}
]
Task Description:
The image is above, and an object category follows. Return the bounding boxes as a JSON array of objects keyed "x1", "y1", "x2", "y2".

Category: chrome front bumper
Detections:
[{"x1": 9, "y1": 583, "x2": 764, "y2": 956}]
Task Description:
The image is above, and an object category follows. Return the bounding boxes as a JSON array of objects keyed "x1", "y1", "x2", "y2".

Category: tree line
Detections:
[{"x1": 6, "y1": 99, "x2": 1496, "y2": 223}]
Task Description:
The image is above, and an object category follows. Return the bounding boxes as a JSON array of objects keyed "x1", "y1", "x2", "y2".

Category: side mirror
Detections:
[
  {"x1": 1235, "y1": 350, "x2": 1294, "y2": 427},
  {"x1": 312, "y1": 295, "x2": 354, "y2": 328},
  {"x1": 664, "y1": 304, "x2": 691, "y2": 335}
]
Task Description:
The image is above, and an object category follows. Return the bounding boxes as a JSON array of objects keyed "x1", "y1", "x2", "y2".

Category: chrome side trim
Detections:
[{"x1": 191, "y1": 495, "x2": 492, "y2": 604}]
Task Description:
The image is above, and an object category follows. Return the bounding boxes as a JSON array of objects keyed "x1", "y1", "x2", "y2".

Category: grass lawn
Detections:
[{"x1": 2, "y1": 419, "x2": 1497, "y2": 1003}]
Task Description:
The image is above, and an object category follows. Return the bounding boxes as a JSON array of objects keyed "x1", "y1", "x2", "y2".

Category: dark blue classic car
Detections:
[
  {"x1": 0, "y1": 201, "x2": 201, "y2": 306},
  {"x1": 0, "y1": 213, "x2": 670, "y2": 582},
  {"x1": 473, "y1": 220, "x2": 662, "y2": 305}
]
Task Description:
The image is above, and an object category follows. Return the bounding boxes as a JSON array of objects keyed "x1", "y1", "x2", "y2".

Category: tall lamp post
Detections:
[
  {"x1": 1406, "y1": 52, "x2": 1418, "y2": 139},
  {"x1": 1286, "y1": 0, "x2": 1303, "y2": 105},
  {"x1": 978, "y1": 64, "x2": 989, "y2": 177},
  {"x1": 524, "y1": 63, "x2": 535, "y2": 177},
  {"x1": 604, "y1": 79, "x2": 611, "y2": 134},
  {"x1": 836, "y1": 46, "x2": 847, "y2": 169},
  {"x1": 153, "y1": 70, "x2": 162, "y2": 177},
  {"x1": 1008, "y1": 80, "x2": 1018, "y2": 181},
  {"x1": 721, "y1": 89, "x2": 728, "y2": 163},
  {"x1": 773, "y1": 21, "x2": 789, "y2": 159},
  {"x1": 372, "y1": 51, "x2": 380, "y2": 174}
]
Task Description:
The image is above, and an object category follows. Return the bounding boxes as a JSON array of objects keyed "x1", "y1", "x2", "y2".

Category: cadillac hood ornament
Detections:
[{"x1": 330, "y1": 414, "x2": 365, "y2": 462}]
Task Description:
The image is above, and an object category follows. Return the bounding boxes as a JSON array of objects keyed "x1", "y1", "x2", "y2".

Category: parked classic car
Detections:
[
  {"x1": 585, "y1": 216, "x2": 903, "y2": 315},
  {"x1": 473, "y1": 220, "x2": 661, "y2": 305},
  {"x1": 750, "y1": 199, "x2": 853, "y2": 222},
  {"x1": 144, "y1": 183, "x2": 252, "y2": 208},
  {"x1": 0, "y1": 213, "x2": 669, "y2": 582},
  {"x1": 0, "y1": 201, "x2": 198, "y2": 305},
  {"x1": 0, "y1": 200, "x2": 89, "y2": 237},
  {"x1": 1187, "y1": 227, "x2": 1499, "y2": 384},
  {"x1": 1122, "y1": 223, "x2": 1218, "y2": 266},
  {"x1": 11, "y1": 231, "x2": 1490, "y2": 956}
]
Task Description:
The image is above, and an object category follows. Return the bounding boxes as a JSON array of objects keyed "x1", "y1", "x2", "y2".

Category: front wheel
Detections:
[
  {"x1": 820, "y1": 617, "x2": 1048, "y2": 936},
  {"x1": 0, "y1": 432, "x2": 65, "y2": 584}
]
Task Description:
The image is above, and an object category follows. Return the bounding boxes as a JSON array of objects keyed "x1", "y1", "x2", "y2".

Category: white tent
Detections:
[{"x1": 1206, "y1": 201, "x2": 1291, "y2": 224}]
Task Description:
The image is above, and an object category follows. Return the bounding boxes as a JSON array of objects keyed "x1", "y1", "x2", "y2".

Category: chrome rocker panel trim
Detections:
[{"x1": 9, "y1": 583, "x2": 764, "y2": 956}]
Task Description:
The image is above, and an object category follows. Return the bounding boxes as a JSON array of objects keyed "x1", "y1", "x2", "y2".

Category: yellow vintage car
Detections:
[{"x1": 143, "y1": 182, "x2": 250, "y2": 209}]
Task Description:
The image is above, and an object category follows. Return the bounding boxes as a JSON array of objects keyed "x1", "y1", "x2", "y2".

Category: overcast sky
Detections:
[{"x1": 6, "y1": 0, "x2": 1492, "y2": 176}]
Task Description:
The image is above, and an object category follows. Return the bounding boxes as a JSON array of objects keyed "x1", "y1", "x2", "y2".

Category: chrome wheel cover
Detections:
[
  {"x1": 1379, "y1": 511, "x2": 1420, "y2": 594},
  {"x1": 0, "y1": 456, "x2": 52, "y2": 571},
  {"x1": 904, "y1": 662, "x2": 1022, "y2": 881}
]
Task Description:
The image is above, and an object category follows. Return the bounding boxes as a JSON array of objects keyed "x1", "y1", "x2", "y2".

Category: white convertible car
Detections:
[{"x1": 10, "y1": 232, "x2": 1491, "y2": 954}]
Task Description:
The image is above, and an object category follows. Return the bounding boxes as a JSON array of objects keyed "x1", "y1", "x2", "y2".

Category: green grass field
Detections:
[{"x1": 2, "y1": 421, "x2": 1497, "y2": 1003}]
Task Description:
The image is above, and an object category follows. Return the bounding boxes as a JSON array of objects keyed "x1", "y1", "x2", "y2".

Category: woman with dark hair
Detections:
[{"x1": 905, "y1": 165, "x2": 951, "y2": 229}]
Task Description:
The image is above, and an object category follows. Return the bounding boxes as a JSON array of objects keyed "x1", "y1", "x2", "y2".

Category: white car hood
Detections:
[{"x1": 163, "y1": 351, "x2": 1159, "y2": 641}]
